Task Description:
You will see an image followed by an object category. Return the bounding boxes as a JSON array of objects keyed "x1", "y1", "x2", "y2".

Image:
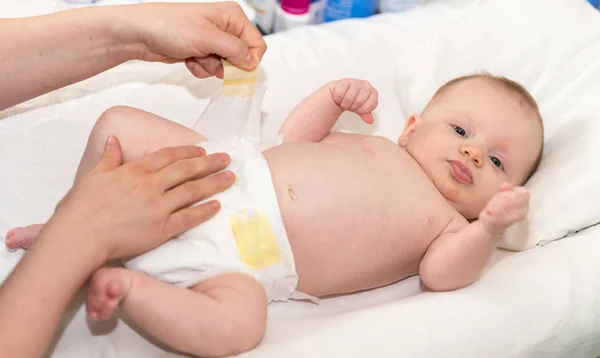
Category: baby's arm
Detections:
[
  {"x1": 279, "y1": 78, "x2": 378, "y2": 143},
  {"x1": 419, "y1": 184, "x2": 530, "y2": 292}
]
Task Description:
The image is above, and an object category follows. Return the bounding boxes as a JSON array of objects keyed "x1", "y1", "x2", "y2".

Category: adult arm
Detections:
[
  {"x1": 0, "y1": 137, "x2": 233, "y2": 357},
  {"x1": 0, "y1": 2, "x2": 266, "y2": 110}
]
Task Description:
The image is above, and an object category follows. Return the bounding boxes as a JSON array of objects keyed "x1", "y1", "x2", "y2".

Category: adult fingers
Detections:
[
  {"x1": 185, "y1": 58, "x2": 213, "y2": 79},
  {"x1": 186, "y1": 55, "x2": 225, "y2": 79},
  {"x1": 157, "y1": 152, "x2": 231, "y2": 191},
  {"x1": 207, "y1": 2, "x2": 267, "y2": 69},
  {"x1": 91, "y1": 136, "x2": 124, "y2": 173},
  {"x1": 164, "y1": 200, "x2": 221, "y2": 238},
  {"x1": 164, "y1": 170, "x2": 235, "y2": 212},
  {"x1": 199, "y1": 24, "x2": 255, "y2": 70},
  {"x1": 136, "y1": 145, "x2": 206, "y2": 172}
]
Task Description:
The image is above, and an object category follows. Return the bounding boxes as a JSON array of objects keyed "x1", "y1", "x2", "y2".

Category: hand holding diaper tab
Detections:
[
  {"x1": 0, "y1": 2, "x2": 267, "y2": 110},
  {"x1": 132, "y1": 2, "x2": 267, "y2": 78}
]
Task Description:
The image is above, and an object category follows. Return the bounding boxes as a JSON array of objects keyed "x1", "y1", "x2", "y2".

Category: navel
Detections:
[{"x1": 288, "y1": 188, "x2": 298, "y2": 201}]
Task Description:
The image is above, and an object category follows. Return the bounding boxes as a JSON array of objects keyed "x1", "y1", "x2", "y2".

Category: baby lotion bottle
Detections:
[
  {"x1": 323, "y1": 0, "x2": 377, "y2": 22},
  {"x1": 274, "y1": 0, "x2": 312, "y2": 32}
]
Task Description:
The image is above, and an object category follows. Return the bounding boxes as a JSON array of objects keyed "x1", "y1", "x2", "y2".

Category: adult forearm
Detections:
[
  {"x1": 0, "y1": 218, "x2": 105, "y2": 357},
  {"x1": 0, "y1": 6, "x2": 139, "y2": 110}
]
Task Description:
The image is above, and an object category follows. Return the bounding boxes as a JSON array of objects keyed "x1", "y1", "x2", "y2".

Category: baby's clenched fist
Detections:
[
  {"x1": 330, "y1": 78, "x2": 378, "y2": 124},
  {"x1": 479, "y1": 183, "x2": 530, "y2": 236}
]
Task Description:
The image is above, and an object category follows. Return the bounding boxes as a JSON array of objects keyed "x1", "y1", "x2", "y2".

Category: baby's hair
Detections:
[{"x1": 429, "y1": 72, "x2": 544, "y2": 183}]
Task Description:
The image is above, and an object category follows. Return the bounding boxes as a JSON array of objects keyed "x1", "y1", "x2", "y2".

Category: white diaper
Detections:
[{"x1": 126, "y1": 138, "x2": 310, "y2": 303}]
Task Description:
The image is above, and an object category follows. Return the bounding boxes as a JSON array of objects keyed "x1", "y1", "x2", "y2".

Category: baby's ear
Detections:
[{"x1": 398, "y1": 114, "x2": 421, "y2": 147}]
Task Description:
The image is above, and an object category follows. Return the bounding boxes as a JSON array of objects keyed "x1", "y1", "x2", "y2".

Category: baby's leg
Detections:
[
  {"x1": 75, "y1": 105, "x2": 207, "y2": 181},
  {"x1": 6, "y1": 106, "x2": 206, "y2": 250},
  {"x1": 86, "y1": 268, "x2": 267, "y2": 357}
]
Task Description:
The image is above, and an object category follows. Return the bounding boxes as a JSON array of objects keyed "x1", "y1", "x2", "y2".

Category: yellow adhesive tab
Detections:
[
  {"x1": 221, "y1": 59, "x2": 257, "y2": 97},
  {"x1": 230, "y1": 209, "x2": 281, "y2": 270},
  {"x1": 222, "y1": 86, "x2": 256, "y2": 97}
]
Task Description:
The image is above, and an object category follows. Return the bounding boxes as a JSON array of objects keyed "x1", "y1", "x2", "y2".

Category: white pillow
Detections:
[{"x1": 394, "y1": 0, "x2": 600, "y2": 250}]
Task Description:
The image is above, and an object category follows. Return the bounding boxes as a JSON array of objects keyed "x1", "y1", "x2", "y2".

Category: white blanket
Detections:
[{"x1": 1, "y1": 0, "x2": 600, "y2": 357}]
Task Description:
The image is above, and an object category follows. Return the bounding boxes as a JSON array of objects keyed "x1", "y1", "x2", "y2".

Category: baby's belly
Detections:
[{"x1": 263, "y1": 139, "x2": 457, "y2": 297}]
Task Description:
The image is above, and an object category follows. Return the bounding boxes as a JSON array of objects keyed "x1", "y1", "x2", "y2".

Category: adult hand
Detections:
[
  {"x1": 129, "y1": 2, "x2": 267, "y2": 79},
  {"x1": 51, "y1": 136, "x2": 234, "y2": 262},
  {"x1": 0, "y1": 137, "x2": 234, "y2": 357}
]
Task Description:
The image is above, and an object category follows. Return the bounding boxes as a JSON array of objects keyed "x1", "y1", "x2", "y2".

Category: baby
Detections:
[{"x1": 6, "y1": 73, "x2": 543, "y2": 357}]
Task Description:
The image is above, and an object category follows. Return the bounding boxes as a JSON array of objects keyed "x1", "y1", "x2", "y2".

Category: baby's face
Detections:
[{"x1": 400, "y1": 78, "x2": 543, "y2": 219}]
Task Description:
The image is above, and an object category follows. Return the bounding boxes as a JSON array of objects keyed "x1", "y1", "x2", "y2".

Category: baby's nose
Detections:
[{"x1": 460, "y1": 145, "x2": 483, "y2": 167}]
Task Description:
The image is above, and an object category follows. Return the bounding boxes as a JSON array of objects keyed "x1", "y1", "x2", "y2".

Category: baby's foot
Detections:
[
  {"x1": 86, "y1": 267, "x2": 134, "y2": 321},
  {"x1": 5, "y1": 224, "x2": 45, "y2": 251}
]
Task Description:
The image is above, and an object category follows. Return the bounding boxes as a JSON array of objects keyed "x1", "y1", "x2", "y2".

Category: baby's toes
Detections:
[{"x1": 5, "y1": 228, "x2": 24, "y2": 251}]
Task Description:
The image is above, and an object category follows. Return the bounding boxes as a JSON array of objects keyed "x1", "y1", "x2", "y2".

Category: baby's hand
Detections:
[
  {"x1": 330, "y1": 78, "x2": 378, "y2": 124},
  {"x1": 479, "y1": 183, "x2": 530, "y2": 236}
]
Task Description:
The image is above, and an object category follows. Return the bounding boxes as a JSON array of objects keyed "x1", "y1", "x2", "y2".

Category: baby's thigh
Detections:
[
  {"x1": 91, "y1": 105, "x2": 207, "y2": 162},
  {"x1": 192, "y1": 273, "x2": 267, "y2": 342}
]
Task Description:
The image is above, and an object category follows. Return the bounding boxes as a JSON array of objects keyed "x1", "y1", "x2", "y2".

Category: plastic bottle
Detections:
[
  {"x1": 274, "y1": 0, "x2": 312, "y2": 32},
  {"x1": 322, "y1": 0, "x2": 377, "y2": 23},
  {"x1": 378, "y1": 0, "x2": 424, "y2": 13},
  {"x1": 253, "y1": 0, "x2": 278, "y2": 34},
  {"x1": 309, "y1": 0, "x2": 325, "y2": 24}
]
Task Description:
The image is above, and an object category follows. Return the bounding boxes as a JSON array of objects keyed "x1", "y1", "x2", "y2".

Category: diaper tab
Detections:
[
  {"x1": 191, "y1": 60, "x2": 265, "y2": 144},
  {"x1": 221, "y1": 60, "x2": 258, "y2": 97}
]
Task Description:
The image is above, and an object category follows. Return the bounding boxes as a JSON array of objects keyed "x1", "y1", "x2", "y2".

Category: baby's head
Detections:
[{"x1": 399, "y1": 73, "x2": 544, "y2": 219}]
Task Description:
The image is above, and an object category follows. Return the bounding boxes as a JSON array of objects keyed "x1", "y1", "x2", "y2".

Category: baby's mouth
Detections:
[{"x1": 447, "y1": 160, "x2": 474, "y2": 185}]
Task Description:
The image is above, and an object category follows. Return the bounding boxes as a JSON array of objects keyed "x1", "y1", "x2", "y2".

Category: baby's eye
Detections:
[
  {"x1": 452, "y1": 125, "x2": 467, "y2": 137},
  {"x1": 490, "y1": 156, "x2": 503, "y2": 169}
]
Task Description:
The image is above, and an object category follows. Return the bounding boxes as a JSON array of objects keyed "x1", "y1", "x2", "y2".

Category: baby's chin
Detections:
[
  {"x1": 431, "y1": 178, "x2": 481, "y2": 218},
  {"x1": 455, "y1": 205, "x2": 482, "y2": 221}
]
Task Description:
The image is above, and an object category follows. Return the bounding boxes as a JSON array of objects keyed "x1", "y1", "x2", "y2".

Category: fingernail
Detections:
[
  {"x1": 217, "y1": 153, "x2": 230, "y2": 163},
  {"x1": 244, "y1": 53, "x2": 255, "y2": 66},
  {"x1": 224, "y1": 171, "x2": 235, "y2": 182},
  {"x1": 106, "y1": 136, "x2": 117, "y2": 148},
  {"x1": 195, "y1": 146, "x2": 206, "y2": 155}
]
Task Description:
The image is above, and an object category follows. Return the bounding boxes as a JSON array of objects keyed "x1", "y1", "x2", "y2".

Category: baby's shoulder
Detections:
[
  {"x1": 360, "y1": 135, "x2": 398, "y2": 146},
  {"x1": 358, "y1": 135, "x2": 406, "y2": 155}
]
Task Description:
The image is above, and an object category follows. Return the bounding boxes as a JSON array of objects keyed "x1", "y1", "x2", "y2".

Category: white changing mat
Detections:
[{"x1": 1, "y1": 0, "x2": 600, "y2": 357}]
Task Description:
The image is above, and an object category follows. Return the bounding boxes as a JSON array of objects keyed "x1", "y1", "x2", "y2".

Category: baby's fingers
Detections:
[
  {"x1": 499, "y1": 182, "x2": 512, "y2": 192},
  {"x1": 360, "y1": 113, "x2": 375, "y2": 124},
  {"x1": 356, "y1": 90, "x2": 378, "y2": 116},
  {"x1": 487, "y1": 194, "x2": 513, "y2": 216},
  {"x1": 339, "y1": 84, "x2": 359, "y2": 110},
  {"x1": 513, "y1": 186, "x2": 530, "y2": 202},
  {"x1": 348, "y1": 88, "x2": 371, "y2": 112}
]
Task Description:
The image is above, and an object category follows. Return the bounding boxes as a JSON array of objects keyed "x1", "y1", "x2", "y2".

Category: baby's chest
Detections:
[{"x1": 366, "y1": 153, "x2": 457, "y2": 244}]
